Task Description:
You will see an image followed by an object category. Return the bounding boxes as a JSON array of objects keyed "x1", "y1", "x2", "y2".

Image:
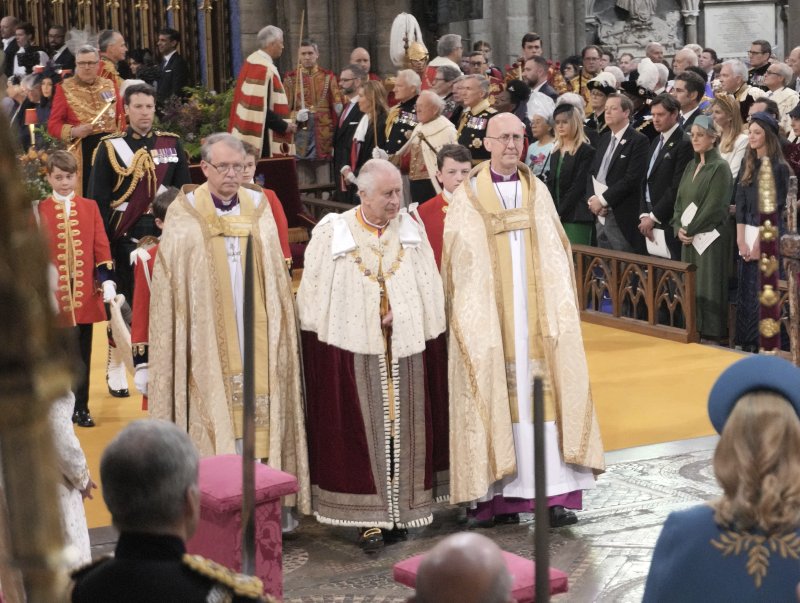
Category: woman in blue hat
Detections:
[{"x1": 644, "y1": 355, "x2": 800, "y2": 602}]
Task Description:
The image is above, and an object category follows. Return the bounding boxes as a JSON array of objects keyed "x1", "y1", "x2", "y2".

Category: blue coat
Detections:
[{"x1": 644, "y1": 505, "x2": 800, "y2": 602}]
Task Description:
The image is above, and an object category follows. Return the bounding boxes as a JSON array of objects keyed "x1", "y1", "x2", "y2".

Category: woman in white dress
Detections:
[
  {"x1": 49, "y1": 390, "x2": 96, "y2": 568},
  {"x1": 711, "y1": 95, "x2": 748, "y2": 179}
]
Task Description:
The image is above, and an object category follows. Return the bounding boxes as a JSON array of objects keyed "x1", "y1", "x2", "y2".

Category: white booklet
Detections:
[
  {"x1": 680, "y1": 202, "x2": 698, "y2": 227},
  {"x1": 646, "y1": 228, "x2": 671, "y2": 258},
  {"x1": 744, "y1": 224, "x2": 760, "y2": 252},
  {"x1": 592, "y1": 176, "x2": 608, "y2": 225},
  {"x1": 692, "y1": 229, "x2": 720, "y2": 255}
]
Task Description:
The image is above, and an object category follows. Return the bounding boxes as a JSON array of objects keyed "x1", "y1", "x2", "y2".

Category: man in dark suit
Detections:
[
  {"x1": 48, "y1": 25, "x2": 74, "y2": 72},
  {"x1": 587, "y1": 93, "x2": 649, "y2": 253},
  {"x1": 71, "y1": 420, "x2": 269, "y2": 602},
  {"x1": 333, "y1": 63, "x2": 365, "y2": 203},
  {"x1": 155, "y1": 28, "x2": 190, "y2": 109},
  {"x1": 1, "y1": 16, "x2": 19, "y2": 78},
  {"x1": 522, "y1": 56, "x2": 558, "y2": 101},
  {"x1": 639, "y1": 94, "x2": 693, "y2": 259},
  {"x1": 673, "y1": 70, "x2": 706, "y2": 130}
]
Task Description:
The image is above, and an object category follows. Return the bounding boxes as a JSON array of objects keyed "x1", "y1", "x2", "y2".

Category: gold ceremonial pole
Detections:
[
  {"x1": 202, "y1": 0, "x2": 215, "y2": 90},
  {"x1": 291, "y1": 10, "x2": 306, "y2": 118}
]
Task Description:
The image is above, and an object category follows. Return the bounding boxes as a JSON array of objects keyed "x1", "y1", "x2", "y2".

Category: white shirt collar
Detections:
[
  {"x1": 660, "y1": 122, "x2": 680, "y2": 142},
  {"x1": 53, "y1": 44, "x2": 67, "y2": 56},
  {"x1": 442, "y1": 189, "x2": 454, "y2": 202},
  {"x1": 162, "y1": 50, "x2": 177, "y2": 63},
  {"x1": 681, "y1": 105, "x2": 699, "y2": 121},
  {"x1": 609, "y1": 125, "x2": 627, "y2": 142},
  {"x1": 53, "y1": 191, "x2": 75, "y2": 203}
]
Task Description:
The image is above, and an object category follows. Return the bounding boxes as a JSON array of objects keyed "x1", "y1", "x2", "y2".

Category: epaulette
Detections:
[
  {"x1": 153, "y1": 130, "x2": 180, "y2": 138},
  {"x1": 71, "y1": 554, "x2": 113, "y2": 580},
  {"x1": 182, "y1": 554, "x2": 263, "y2": 599},
  {"x1": 486, "y1": 107, "x2": 498, "y2": 115}
]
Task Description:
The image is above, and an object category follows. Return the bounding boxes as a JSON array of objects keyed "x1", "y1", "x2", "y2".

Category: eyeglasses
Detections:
[
  {"x1": 486, "y1": 134, "x2": 525, "y2": 146},
  {"x1": 76, "y1": 61, "x2": 99, "y2": 67},
  {"x1": 748, "y1": 50, "x2": 768, "y2": 55},
  {"x1": 206, "y1": 162, "x2": 245, "y2": 174}
]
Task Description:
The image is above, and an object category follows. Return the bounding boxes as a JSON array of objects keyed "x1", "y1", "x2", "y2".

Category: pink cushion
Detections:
[
  {"x1": 198, "y1": 454, "x2": 299, "y2": 513},
  {"x1": 393, "y1": 550, "x2": 569, "y2": 602}
]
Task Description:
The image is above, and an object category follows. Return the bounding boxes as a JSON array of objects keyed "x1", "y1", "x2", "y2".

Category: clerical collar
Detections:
[
  {"x1": 211, "y1": 192, "x2": 239, "y2": 213},
  {"x1": 489, "y1": 167, "x2": 519, "y2": 182},
  {"x1": 53, "y1": 191, "x2": 75, "y2": 203}
]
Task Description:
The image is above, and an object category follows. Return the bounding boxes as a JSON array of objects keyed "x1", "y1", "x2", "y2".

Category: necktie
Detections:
[
  {"x1": 647, "y1": 135, "x2": 664, "y2": 178},
  {"x1": 678, "y1": 114, "x2": 685, "y2": 127},
  {"x1": 597, "y1": 136, "x2": 617, "y2": 185}
]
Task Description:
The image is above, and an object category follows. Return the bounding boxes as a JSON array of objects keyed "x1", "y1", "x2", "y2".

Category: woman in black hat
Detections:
[
  {"x1": 733, "y1": 111, "x2": 790, "y2": 351},
  {"x1": 546, "y1": 103, "x2": 595, "y2": 245},
  {"x1": 644, "y1": 355, "x2": 800, "y2": 602}
]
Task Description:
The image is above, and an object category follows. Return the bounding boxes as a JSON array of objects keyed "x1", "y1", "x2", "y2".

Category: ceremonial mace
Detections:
[
  {"x1": 241, "y1": 234, "x2": 256, "y2": 575},
  {"x1": 66, "y1": 91, "x2": 116, "y2": 153},
  {"x1": 783, "y1": 177, "x2": 800, "y2": 365},
  {"x1": 533, "y1": 376, "x2": 550, "y2": 602},
  {"x1": 291, "y1": 10, "x2": 306, "y2": 129},
  {"x1": 757, "y1": 158, "x2": 781, "y2": 352}
]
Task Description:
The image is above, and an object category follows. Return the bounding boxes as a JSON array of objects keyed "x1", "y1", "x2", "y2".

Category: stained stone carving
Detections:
[
  {"x1": 616, "y1": 0, "x2": 657, "y2": 23},
  {"x1": 597, "y1": 10, "x2": 682, "y2": 52}
]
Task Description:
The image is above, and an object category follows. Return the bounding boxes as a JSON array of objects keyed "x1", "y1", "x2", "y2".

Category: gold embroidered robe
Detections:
[
  {"x1": 442, "y1": 162, "x2": 605, "y2": 505},
  {"x1": 148, "y1": 182, "x2": 310, "y2": 513}
]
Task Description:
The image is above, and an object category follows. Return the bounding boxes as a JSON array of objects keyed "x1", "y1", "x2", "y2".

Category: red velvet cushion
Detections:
[
  {"x1": 198, "y1": 454, "x2": 299, "y2": 513},
  {"x1": 393, "y1": 550, "x2": 569, "y2": 602}
]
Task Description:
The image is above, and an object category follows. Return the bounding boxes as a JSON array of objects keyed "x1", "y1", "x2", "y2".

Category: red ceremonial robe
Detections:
[{"x1": 417, "y1": 191, "x2": 448, "y2": 269}]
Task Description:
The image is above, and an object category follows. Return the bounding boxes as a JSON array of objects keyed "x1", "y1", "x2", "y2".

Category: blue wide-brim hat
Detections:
[{"x1": 708, "y1": 355, "x2": 800, "y2": 434}]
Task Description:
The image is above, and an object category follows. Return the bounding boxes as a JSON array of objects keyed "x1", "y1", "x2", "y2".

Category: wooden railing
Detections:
[{"x1": 571, "y1": 245, "x2": 699, "y2": 343}]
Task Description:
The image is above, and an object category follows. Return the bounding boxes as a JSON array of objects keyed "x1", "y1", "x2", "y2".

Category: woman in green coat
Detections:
[{"x1": 671, "y1": 115, "x2": 734, "y2": 340}]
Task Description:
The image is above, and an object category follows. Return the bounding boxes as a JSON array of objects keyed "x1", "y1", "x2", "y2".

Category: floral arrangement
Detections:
[
  {"x1": 19, "y1": 127, "x2": 65, "y2": 201},
  {"x1": 158, "y1": 84, "x2": 235, "y2": 161}
]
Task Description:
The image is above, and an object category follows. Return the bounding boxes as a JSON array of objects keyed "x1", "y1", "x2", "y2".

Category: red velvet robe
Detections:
[{"x1": 417, "y1": 192, "x2": 448, "y2": 269}]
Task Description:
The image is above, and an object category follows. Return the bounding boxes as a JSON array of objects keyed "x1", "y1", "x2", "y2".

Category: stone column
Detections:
[
  {"x1": 530, "y1": 0, "x2": 586, "y2": 64},
  {"x1": 680, "y1": 0, "x2": 700, "y2": 45},
  {"x1": 789, "y1": 2, "x2": 800, "y2": 52}
]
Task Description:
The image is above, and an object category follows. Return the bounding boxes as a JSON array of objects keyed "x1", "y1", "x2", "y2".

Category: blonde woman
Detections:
[
  {"x1": 545, "y1": 103, "x2": 595, "y2": 244},
  {"x1": 644, "y1": 355, "x2": 800, "y2": 602},
  {"x1": 339, "y1": 80, "x2": 388, "y2": 199},
  {"x1": 711, "y1": 95, "x2": 748, "y2": 178}
]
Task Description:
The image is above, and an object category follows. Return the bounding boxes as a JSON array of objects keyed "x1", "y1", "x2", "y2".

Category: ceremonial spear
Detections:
[{"x1": 241, "y1": 234, "x2": 256, "y2": 575}]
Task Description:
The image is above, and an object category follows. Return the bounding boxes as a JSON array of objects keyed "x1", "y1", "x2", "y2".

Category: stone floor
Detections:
[{"x1": 89, "y1": 435, "x2": 722, "y2": 602}]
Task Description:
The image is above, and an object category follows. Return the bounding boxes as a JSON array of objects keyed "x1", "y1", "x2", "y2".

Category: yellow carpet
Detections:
[{"x1": 77, "y1": 322, "x2": 741, "y2": 528}]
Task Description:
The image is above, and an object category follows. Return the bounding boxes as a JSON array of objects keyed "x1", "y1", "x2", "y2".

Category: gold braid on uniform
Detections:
[
  {"x1": 104, "y1": 143, "x2": 158, "y2": 209},
  {"x1": 182, "y1": 554, "x2": 264, "y2": 598},
  {"x1": 385, "y1": 105, "x2": 401, "y2": 139}
]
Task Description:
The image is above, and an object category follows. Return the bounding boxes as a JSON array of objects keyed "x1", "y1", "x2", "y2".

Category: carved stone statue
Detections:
[{"x1": 616, "y1": 0, "x2": 657, "y2": 22}]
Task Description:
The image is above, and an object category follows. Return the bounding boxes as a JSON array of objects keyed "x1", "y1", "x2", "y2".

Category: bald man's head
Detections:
[
  {"x1": 485, "y1": 112, "x2": 525, "y2": 174},
  {"x1": 409, "y1": 533, "x2": 513, "y2": 603},
  {"x1": 350, "y1": 47, "x2": 371, "y2": 73}
]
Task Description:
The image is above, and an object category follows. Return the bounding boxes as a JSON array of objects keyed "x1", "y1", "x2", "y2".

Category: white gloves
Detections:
[
  {"x1": 295, "y1": 108, "x2": 310, "y2": 123},
  {"x1": 102, "y1": 280, "x2": 117, "y2": 303},
  {"x1": 340, "y1": 165, "x2": 358, "y2": 185},
  {"x1": 371, "y1": 147, "x2": 389, "y2": 160},
  {"x1": 134, "y1": 365, "x2": 148, "y2": 397}
]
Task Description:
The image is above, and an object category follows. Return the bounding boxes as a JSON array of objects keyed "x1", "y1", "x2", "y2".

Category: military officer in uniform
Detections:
[
  {"x1": 457, "y1": 74, "x2": 498, "y2": 165},
  {"x1": 384, "y1": 69, "x2": 420, "y2": 156},
  {"x1": 88, "y1": 82, "x2": 191, "y2": 301},
  {"x1": 71, "y1": 419, "x2": 274, "y2": 602}
]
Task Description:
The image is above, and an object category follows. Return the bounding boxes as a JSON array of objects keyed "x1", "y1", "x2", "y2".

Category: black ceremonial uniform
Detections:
[
  {"x1": 457, "y1": 99, "x2": 497, "y2": 165},
  {"x1": 71, "y1": 532, "x2": 269, "y2": 603},
  {"x1": 384, "y1": 96, "x2": 419, "y2": 155},
  {"x1": 88, "y1": 127, "x2": 191, "y2": 299},
  {"x1": 632, "y1": 107, "x2": 658, "y2": 142}
]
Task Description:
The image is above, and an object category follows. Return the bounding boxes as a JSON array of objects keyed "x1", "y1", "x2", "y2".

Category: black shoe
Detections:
[
  {"x1": 549, "y1": 505, "x2": 578, "y2": 527},
  {"x1": 494, "y1": 512, "x2": 520, "y2": 525},
  {"x1": 107, "y1": 384, "x2": 129, "y2": 398},
  {"x1": 382, "y1": 526, "x2": 408, "y2": 544},
  {"x1": 466, "y1": 517, "x2": 495, "y2": 530},
  {"x1": 358, "y1": 527, "x2": 383, "y2": 553},
  {"x1": 74, "y1": 410, "x2": 95, "y2": 428}
]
